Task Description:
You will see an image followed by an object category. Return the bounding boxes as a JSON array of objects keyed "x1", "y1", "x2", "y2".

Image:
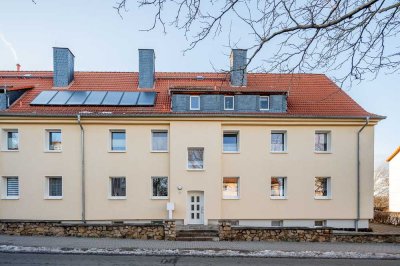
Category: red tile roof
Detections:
[{"x1": 0, "y1": 71, "x2": 383, "y2": 118}]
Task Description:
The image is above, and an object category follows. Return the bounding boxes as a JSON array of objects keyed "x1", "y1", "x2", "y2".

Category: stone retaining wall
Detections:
[
  {"x1": 332, "y1": 232, "x2": 400, "y2": 243},
  {"x1": 0, "y1": 220, "x2": 176, "y2": 240},
  {"x1": 219, "y1": 220, "x2": 332, "y2": 242}
]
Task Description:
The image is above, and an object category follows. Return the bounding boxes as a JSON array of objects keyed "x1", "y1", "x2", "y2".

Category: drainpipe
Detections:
[
  {"x1": 77, "y1": 115, "x2": 86, "y2": 223},
  {"x1": 356, "y1": 116, "x2": 369, "y2": 231}
]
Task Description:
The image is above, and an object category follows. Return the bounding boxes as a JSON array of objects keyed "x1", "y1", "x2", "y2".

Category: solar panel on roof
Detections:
[
  {"x1": 48, "y1": 91, "x2": 74, "y2": 105},
  {"x1": 102, "y1": 91, "x2": 124, "y2": 105},
  {"x1": 137, "y1": 92, "x2": 157, "y2": 106},
  {"x1": 83, "y1": 91, "x2": 107, "y2": 105},
  {"x1": 67, "y1": 91, "x2": 91, "y2": 105},
  {"x1": 30, "y1": 91, "x2": 58, "y2": 105},
  {"x1": 120, "y1": 92, "x2": 140, "y2": 106}
]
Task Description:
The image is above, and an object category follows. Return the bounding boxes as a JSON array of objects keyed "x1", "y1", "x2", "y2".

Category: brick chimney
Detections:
[
  {"x1": 16, "y1": 64, "x2": 21, "y2": 72},
  {"x1": 53, "y1": 47, "x2": 75, "y2": 87},
  {"x1": 138, "y1": 49, "x2": 155, "y2": 89},
  {"x1": 230, "y1": 49, "x2": 247, "y2": 86}
]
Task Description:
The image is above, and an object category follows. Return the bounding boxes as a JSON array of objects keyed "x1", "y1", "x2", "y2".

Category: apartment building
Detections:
[{"x1": 0, "y1": 48, "x2": 384, "y2": 229}]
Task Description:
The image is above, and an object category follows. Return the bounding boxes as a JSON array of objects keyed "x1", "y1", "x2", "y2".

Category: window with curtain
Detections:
[
  {"x1": 271, "y1": 177, "x2": 286, "y2": 197},
  {"x1": 222, "y1": 177, "x2": 239, "y2": 199},
  {"x1": 224, "y1": 96, "x2": 234, "y2": 110},
  {"x1": 315, "y1": 132, "x2": 329, "y2": 151},
  {"x1": 48, "y1": 131, "x2": 62, "y2": 151},
  {"x1": 7, "y1": 131, "x2": 18, "y2": 150},
  {"x1": 110, "y1": 177, "x2": 126, "y2": 197},
  {"x1": 223, "y1": 132, "x2": 239, "y2": 152},
  {"x1": 315, "y1": 177, "x2": 330, "y2": 197},
  {"x1": 152, "y1": 177, "x2": 168, "y2": 197},
  {"x1": 111, "y1": 131, "x2": 126, "y2": 151},
  {"x1": 190, "y1": 96, "x2": 200, "y2": 110},
  {"x1": 260, "y1": 96, "x2": 270, "y2": 110},
  {"x1": 152, "y1": 131, "x2": 168, "y2": 151},
  {"x1": 48, "y1": 177, "x2": 62, "y2": 197},
  {"x1": 271, "y1": 132, "x2": 286, "y2": 152},
  {"x1": 188, "y1": 148, "x2": 204, "y2": 169},
  {"x1": 6, "y1": 177, "x2": 19, "y2": 197}
]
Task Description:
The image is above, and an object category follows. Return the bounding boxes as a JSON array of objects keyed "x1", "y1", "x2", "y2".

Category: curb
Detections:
[{"x1": 0, "y1": 245, "x2": 400, "y2": 259}]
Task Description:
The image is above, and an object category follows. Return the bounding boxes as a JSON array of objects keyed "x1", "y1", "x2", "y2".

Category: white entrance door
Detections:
[{"x1": 188, "y1": 192, "x2": 204, "y2": 224}]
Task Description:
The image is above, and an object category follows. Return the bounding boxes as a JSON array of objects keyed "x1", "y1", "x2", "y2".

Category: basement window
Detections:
[
  {"x1": 271, "y1": 220, "x2": 283, "y2": 227},
  {"x1": 314, "y1": 220, "x2": 326, "y2": 227}
]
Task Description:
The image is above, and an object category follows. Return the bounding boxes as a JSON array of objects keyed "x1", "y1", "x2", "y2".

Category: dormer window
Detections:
[
  {"x1": 224, "y1": 96, "x2": 234, "y2": 110},
  {"x1": 190, "y1": 96, "x2": 200, "y2": 110},
  {"x1": 260, "y1": 96, "x2": 270, "y2": 111}
]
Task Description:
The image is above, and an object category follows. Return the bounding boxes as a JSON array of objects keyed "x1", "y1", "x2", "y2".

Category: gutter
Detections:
[
  {"x1": 355, "y1": 116, "x2": 369, "y2": 231},
  {"x1": 77, "y1": 115, "x2": 86, "y2": 223}
]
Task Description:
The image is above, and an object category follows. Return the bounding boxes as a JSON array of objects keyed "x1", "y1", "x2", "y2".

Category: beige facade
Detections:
[
  {"x1": 0, "y1": 116, "x2": 377, "y2": 228},
  {"x1": 388, "y1": 149, "x2": 400, "y2": 212}
]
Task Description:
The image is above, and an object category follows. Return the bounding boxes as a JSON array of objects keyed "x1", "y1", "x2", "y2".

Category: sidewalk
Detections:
[{"x1": 0, "y1": 235, "x2": 399, "y2": 259}]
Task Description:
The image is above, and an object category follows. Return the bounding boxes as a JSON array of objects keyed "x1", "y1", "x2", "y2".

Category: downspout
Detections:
[
  {"x1": 77, "y1": 115, "x2": 86, "y2": 223},
  {"x1": 356, "y1": 116, "x2": 369, "y2": 231}
]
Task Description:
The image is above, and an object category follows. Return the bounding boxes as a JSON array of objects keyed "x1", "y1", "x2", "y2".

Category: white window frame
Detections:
[
  {"x1": 187, "y1": 147, "x2": 205, "y2": 170},
  {"x1": 222, "y1": 177, "x2": 240, "y2": 199},
  {"x1": 270, "y1": 130, "x2": 288, "y2": 153},
  {"x1": 109, "y1": 177, "x2": 127, "y2": 200},
  {"x1": 314, "y1": 220, "x2": 327, "y2": 227},
  {"x1": 270, "y1": 177, "x2": 287, "y2": 199},
  {"x1": 45, "y1": 129, "x2": 62, "y2": 152},
  {"x1": 151, "y1": 176, "x2": 169, "y2": 199},
  {"x1": 151, "y1": 130, "x2": 169, "y2": 153},
  {"x1": 1, "y1": 176, "x2": 19, "y2": 200},
  {"x1": 314, "y1": 131, "x2": 332, "y2": 153},
  {"x1": 224, "y1": 96, "x2": 235, "y2": 110},
  {"x1": 314, "y1": 176, "x2": 332, "y2": 200},
  {"x1": 259, "y1": 96, "x2": 270, "y2": 111},
  {"x1": 2, "y1": 129, "x2": 19, "y2": 152},
  {"x1": 45, "y1": 176, "x2": 63, "y2": 200},
  {"x1": 222, "y1": 131, "x2": 240, "y2": 153},
  {"x1": 109, "y1": 129, "x2": 127, "y2": 152},
  {"x1": 189, "y1": 96, "x2": 200, "y2": 110}
]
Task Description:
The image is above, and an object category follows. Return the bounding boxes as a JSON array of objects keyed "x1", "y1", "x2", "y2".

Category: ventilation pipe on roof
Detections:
[
  {"x1": 355, "y1": 116, "x2": 369, "y2": 231},
  {"x1": 53, "y1": 47, "x2": 75, "y2": 87},
  {"x1": 16, "y1": 64, "x2": 21, "y2": 72},
  {"x1": 230, "y1": 49, "x2": 247, "y2": 87},
  {"x1": 138, "y1": 49, "x2": 155, "y2": 89},
  {"x1": 77, "y1": 114, "x2": 86, "y2": 224}
]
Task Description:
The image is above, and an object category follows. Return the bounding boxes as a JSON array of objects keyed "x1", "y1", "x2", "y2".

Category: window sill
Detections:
[
  {"x1": 186, "y1": 168, "x2": 205, "y2": 171},
  {"x1": 260, "y1": 109, "x2": 270, "y2": 111},
  {"x1": 222, "y1": 151, "x2": 240, "y2": 154},
  {"x1": 45, "y1": 196, "x2": 63, "y2": 200},
  {"x1": 151, "y1": 150, "x2": 169, "y2": 153},
  {"x1": 270, "y1": 196, "x2": 287, "y2": 200},
  {"x1": 108, "y1": 196, "x2": 127, "y2": 200},
  {"x1": 1, "y1": 149, "x2": 19, "y2": 152},
  {"x1": 222, "y1": 197, "x2": 240, "y2": 200},
  {"x1": 1, "y1": 196, "x2": 19, "y2": 200},
  {"x1": 314, "y1": 151, "x2": 332, "y2": 154},
  {"x1": 270, "y1": 151, "x2": 288, "y2": 154},
  {"x1": 151, "y1": 196, "x2": 169, "y2": 200},
  {"x1": 108, "y1": 150, "x2": 127, "y2": 153},
  {"x1": 44, "y1": 150, "x2": 62, "y2": 153},
  {"x1": 314, "y1": 196, "x2": 332, "y2": 200}
]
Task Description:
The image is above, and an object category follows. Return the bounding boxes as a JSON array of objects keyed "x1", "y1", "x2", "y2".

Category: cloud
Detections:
[{"x1": 0, "y1": 32, "x2": 18, "y2": 63}]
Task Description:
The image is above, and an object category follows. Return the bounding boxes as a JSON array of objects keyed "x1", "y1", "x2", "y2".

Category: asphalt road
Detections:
[{"x1": 0, "y1": 253, "x2": 399, "y2": 266}]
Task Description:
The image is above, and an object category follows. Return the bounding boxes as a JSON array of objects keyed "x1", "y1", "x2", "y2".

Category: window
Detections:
[
  {"x1": 110, "y1": 177, "x2": 126, "y2": 198},
  {"x1": 270, "y1": 177, "x2": 287, "y2": 198},
  {"x1": 3, "y1": 130, "x2": 18, "y2": 151},
  {"x1": 259, "y1": 96, "x2": 270, "y2": 110},
  {"x1": 223, "y1": 131, "x2": 239, "y2": 152},
  {"x1": 271, "y1": 220, "x2": 283, "y2": 227},
  {"x1": 224, "y1": 96, "x2": 234, "y2": 110},
  {"x1": 222, "y1": 177, "x2": 239, "y2": 199},
  {"x1": 315, "y1": 177, "x2": 331, "y2": 199},
  {"x1": 110, "y1": 130, "x2": 126, "y2": 151},
  {"x1": 2, "y1": 177, "x2": 19, "y2": 199},
  {"x1": 315, "y1": 131, "x2": 331, "y2": 152},
  {"x1": 190, "y1": 96, "x2": 200, "y2": 110},
  {"x1": 152, "y1": 130, "x2": 168, "y2": 152},
  {"x1": 187, "y1": 147, "x2": 204, "y2": 169},
  {"x1": 152, "y1": 177, "x2": 168, "y2": 199},
  {"x1": 271, "y1": 131, "x2": 287, "y2": 152},
  {"x1": 47, "y1": 130, "x2": 62, "y2": 151},
  {"x1": 314, "y1": 220, "x2": 326, "y2": 227},
  {"x1": 47, "y1": 177, "x2": 62, "y2": 199}
]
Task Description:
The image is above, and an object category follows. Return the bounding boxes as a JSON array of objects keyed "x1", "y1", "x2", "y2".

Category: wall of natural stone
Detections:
[
  {"x1": 332, "y1": 233, "x2": 400, "y2": 243},
  {"x1": 219, "y1": 220, "x2": 332, "y2": 242},
  {"x1": 0, "y1": 220, "x2": 176, "y2": 240}
]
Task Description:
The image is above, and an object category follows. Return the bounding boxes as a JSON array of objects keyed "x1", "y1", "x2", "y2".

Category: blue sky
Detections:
[{"x1": 0, "y1": 0, "x2": 398, "y2": 165}]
